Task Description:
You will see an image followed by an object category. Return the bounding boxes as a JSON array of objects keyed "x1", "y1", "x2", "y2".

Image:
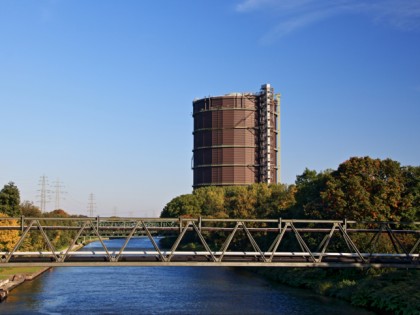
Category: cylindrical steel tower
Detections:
[{"x1": 193, "y1": 84, "x2": 279, "y2": 188}]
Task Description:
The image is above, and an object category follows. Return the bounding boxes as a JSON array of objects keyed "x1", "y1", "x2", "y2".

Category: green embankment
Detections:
[
  {"x1": 255, "y1": 268, "x2": 420, "y2": 315},
  {"x1": 0, "y1": 267, "x2": 44, "y2": 280}
]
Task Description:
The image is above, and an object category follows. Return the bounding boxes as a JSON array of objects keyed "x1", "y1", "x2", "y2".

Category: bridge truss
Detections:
[{"x1": 0, "y1": 217, "x2": 418, "y2": 268}]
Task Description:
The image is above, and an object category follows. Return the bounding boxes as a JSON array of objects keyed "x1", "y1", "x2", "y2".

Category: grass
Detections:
[
  {"x1": 255, "y1": 268, "x2": 420, "y2": 315},
  {"x1": 0, "y1": 267, "x2": 45, "y2": 280}
]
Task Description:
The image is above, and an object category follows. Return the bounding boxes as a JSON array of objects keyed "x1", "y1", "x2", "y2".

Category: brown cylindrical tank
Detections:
[
  {"x1": 193, "y1": 84, "x2": 279, "y2": 189},
  {"x1": 193, "y1": 94, "x2": 258, "y2": 188}
]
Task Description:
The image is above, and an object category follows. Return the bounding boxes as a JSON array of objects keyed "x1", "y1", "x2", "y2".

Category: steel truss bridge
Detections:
[{"x1": 0, "y1": 217, "x2": 418, "y2": 268}]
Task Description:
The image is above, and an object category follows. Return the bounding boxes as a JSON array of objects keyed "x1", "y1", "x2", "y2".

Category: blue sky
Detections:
[{"x1": 0, "y1": 0, "x2": 419, "y2": 216}]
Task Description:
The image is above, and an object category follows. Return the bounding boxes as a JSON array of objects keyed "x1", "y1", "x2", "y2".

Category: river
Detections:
[{"x1": 1, "y1": 238, "x2": 375, "y2": 314}]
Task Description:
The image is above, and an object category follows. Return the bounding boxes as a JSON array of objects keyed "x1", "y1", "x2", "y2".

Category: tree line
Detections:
[
  {"x1": 162, "y1": 156, "x2": 419, "y2": 222},
  {"x1": 0, "y1": 182, "x2": 82, "y2": 251},
  {"x1": 1, "y1": 156, "x2": 418, "y2": 252},
  {"x1": 160, "y1": 156, "x2": 419, "y2": 255}
]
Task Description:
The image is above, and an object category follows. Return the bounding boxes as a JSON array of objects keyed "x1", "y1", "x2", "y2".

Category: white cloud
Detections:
[
  {"x1": 371, "y1": 1, "x2": 420, "y2": 31},
  {"x1": 260, "y1": 6, "x2": 348, "y2": 44},
  {"x1": 235, "y1": 0, "x2": 277, "y2": 12},
  {"x1": 235, "y1": 0, "x2": 420, "y2": 41}
]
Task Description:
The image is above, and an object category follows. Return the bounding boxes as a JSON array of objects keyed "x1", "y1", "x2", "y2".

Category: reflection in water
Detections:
[{"x1": 1, "y1": 238, "x2": 375, "y2": 315}]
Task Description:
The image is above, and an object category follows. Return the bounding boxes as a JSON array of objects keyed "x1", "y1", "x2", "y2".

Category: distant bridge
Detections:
[{"x1": 0, "y1": 217, "x2": 418, "y2": 268}]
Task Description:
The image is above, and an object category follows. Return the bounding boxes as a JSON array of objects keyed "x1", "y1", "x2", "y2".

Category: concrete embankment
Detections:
[{"x1": 0, "y1": 267, "x2": 50, "y2": 302}]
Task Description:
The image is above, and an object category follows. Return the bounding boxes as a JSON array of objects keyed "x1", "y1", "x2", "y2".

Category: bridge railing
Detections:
[{"x1": 0, "y1": 217, "x2": 418, "y2": 268}]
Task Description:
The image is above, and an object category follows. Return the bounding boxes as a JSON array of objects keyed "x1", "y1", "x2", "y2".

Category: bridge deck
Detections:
[
  {"x1": 0, "y1": 261, "x2": 416, "y2": 268},
  {"x1": 1, "y1": 251, "x2": 418, "y2": 268},
  {"x1": 1, "y1": 217, "x2": 418, "y2": 268}
]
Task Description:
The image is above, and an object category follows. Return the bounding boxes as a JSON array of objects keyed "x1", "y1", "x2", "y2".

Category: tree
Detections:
[
  {"x1": 401, "y1": 166, "x2": 420, "y2": 221},
  {"x1": 43, "y1": 209, "x2": 73, "y2": 250},
  {"x1": 46, "y1": 209, "x2": 70, "y2": 218},
  {"x1": 160, "y1": 194, "x2": 201, "y2": 217},
  {"x1": 224, "y1": 186, "x2": 257, "y2": 218},
  {"x1": 193, "y1": 186, "x2": 225, "y2": 217},
  {"x1": 0, "y1": 182, "x2": 21, "y2": 217},
  {"x1": 321, "y1": 157, "x2": 414, "y2": 221},
  {"x1": 267, "y1": 184, "x2": 297, "y2": 218},
  {"x1": 0, "y1": 213, "x2": 19, "y2": 251},
  {"x1": 159, "y1": 157, "x2": 418, "y2": 222},
  {"x1": 20, "y1": 201, "x2": 42, "y2": 217},
  {"x1": 293, "y1": 168, "x2": 330, "y2": 219},
  {"x1": 251, "y1": 184, "x2": 271, "y2": 218}
]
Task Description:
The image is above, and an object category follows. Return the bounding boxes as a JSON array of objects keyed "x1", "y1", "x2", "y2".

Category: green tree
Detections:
[
  {"x1": 193, "y1": 186, "x2": 226, "y2": 217},
  {"x1": 401, "y1": 166, "x2": 420, "y2": 221},
  {"x1": 161, "y1": 194, "x2": 201, "y2": 217},
  {"x1": 267, "y1": 184, "x2": 297, "y2": 218},
  {"x1": 0, "y1": 182, "x2": 21, "y2": 217},
  {"x1": 293, "y1": 169, "x2": 330, "y2": 219},
  {"x1": 321, "y1": 157, "x2": 414, "y2": 221},
  {"x1": 43, "y1": 209, "x2": 74, "y2": 250},
  {"x1": 250, "y1": 184, "x2": 271, "y2": 218},
  {"x1": 20, "y1": 201, "x2": 42, "y2": 217},
  {"x1": 224, "y1": 186, "x2": 257, "y2": 218}
]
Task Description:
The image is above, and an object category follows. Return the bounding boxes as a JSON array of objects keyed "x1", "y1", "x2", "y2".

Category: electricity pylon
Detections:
[
  {"x1": 37, "y1": 175, "x2": 50, "y2": 213},
  {"x1": 87, "y1": 193, "x2": 96, "y2": 217},
  {"x1": 52, "y1": 178, "x2": 66, "y2": 210}
]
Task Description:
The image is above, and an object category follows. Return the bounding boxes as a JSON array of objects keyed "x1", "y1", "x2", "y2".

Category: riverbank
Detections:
[
  {"x1": 253, "y1": 267, "x2": 419, "y2": 315},
  {"x1": 0, "y1": 241, "x2": 92, "y2": 302},
  {"x1": 0, "y1": 267, "x2": 51, "y2": 302}
]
